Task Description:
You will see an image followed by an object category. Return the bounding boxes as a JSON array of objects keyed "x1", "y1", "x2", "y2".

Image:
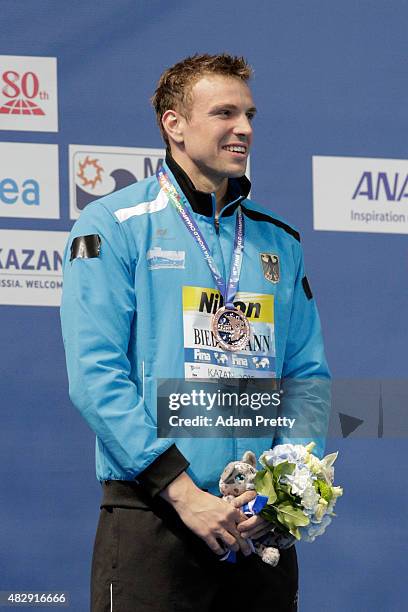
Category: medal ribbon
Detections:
[{"x1": 157, "y1": 167, "x2": 244, "y2": 308}]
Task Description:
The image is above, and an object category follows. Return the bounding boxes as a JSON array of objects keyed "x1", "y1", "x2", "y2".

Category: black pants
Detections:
[{"x1": 91, "y1": 481, "x2": 298, "y2": 612}]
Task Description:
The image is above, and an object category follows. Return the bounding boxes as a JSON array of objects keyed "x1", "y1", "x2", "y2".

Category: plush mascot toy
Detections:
[{"x1": 219, "y1": 450, "x2": 294, "y2": 566}]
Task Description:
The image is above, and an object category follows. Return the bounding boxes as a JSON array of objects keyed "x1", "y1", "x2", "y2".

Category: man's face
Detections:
[{"x1": 175, "y1": 74, "x2": 256, "y2": 187}]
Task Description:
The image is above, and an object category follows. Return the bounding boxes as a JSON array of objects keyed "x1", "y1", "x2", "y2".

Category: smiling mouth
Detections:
[{"x1": 222, "y1": 145, "x2": 247, "y2": 155}]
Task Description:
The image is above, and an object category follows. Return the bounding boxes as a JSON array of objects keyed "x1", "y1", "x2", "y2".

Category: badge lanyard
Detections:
[{"x1": 157, "y1": 166, "x2": 250, "y2": 351}]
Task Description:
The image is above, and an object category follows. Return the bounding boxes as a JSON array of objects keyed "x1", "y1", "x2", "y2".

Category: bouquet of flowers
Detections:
[{"x1": 255, "y1": 442, "x2": 343, "y2": 543}]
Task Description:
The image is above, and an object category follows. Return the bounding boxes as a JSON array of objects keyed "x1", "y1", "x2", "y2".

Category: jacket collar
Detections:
[{"x1": 165, "y1": 150, "x2": 251, "y2": 217}]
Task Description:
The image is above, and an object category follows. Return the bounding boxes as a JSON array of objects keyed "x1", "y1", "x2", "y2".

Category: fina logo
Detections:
[
  {"x1": 352, "y1": 171, "x2": 408, "y2": 202},
  {"x1": 70, "y1": 145, "x2": 165, "y2": 218}
]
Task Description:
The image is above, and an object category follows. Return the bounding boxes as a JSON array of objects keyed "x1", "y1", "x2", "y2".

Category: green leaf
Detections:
[
  {"x1": 293, "y1": 527, "x2": 301, "y2": 540},
  {"x1": 264, "y1": 462, "x2": 275, "y2": 473},
  {"x1": 276, "y1": 503, "x2": 310, "y2": 529},
  {"x1": 273, "y1": 461, "x2": 296, "y2": 482},
  {"x1": 262, "y1": 511, "x2": 302, "y2": 540},
  {"x1": 260, "y1": 506, "x2": 278, "y2": 524},
  {"x1": 254, "y1": 469, "x2": 277, "y2": 504},
  {"x1": 276, "y1": 490, "x2": 292, "y2": 503},
  {"x1": 277, "y1": 483, "x2": 297, "y2": 498},
  {"x1": 315, "y1": 479, "x2": 333, "y2": 503},
  {"x1": 286, "y1": 526, "x2": 301, "y2": 540},
  {"x1": 275, "y1": 512, "x2": 301, "y2": 539},
  {"x1": 254, "y1": 468, "x2": 266, "y2": 483}
]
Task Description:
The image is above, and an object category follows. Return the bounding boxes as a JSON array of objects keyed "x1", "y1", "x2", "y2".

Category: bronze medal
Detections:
[{"x1": 211, "y1": 306, "x2": 250, "y2": 352}]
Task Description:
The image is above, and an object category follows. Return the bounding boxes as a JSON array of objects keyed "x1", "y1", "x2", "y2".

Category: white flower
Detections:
[
  {"x1": 318, "y1": 452, "x2": 338, "y2": 484},
  {"x1": 301, "y1": 484, "x2": 320, "y2": 515},
  {"x1": 313, "y1": 498, "x2": 329, "y2": 522},
  {"x1": 304, "y1": 453, "x2": 322, "y2": 475},
  {"x1": 326, "y1": 487, "x2": 343, "y2": 514},
  {"x1": 282, "y1": 466, "x2": 312, "y2": 496},
  {"x1": 300, "y1": 514, "x2": 332, "y2": 541},
  {"x1": 261, "y1": 444, "x2": 307, "y2": 468}
]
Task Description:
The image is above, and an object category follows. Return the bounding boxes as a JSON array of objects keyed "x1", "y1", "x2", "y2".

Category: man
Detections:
[{"x1": 61, "y1": 53, "x2": 330, "y2": 612}]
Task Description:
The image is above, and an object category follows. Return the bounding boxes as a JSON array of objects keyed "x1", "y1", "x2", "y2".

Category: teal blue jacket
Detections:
[{"x1": 61, "y1": 154, "x2": 330, "y2": 496}]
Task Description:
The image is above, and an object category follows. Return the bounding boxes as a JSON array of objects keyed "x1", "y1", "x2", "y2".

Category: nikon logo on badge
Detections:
[
  {"x1": 0, "y1": 56, "x2": 58, "y2": 132},
  {"x1": 199, "y1": 290, "x2": 261, "y2": 319},
  {"x1": 69, "y1": 145, "x2": 165, "y2": 219},
  {"x1": 0, "y1": 143, "x2": 59, "y2": 219},
  {"x1": 183, "y1": 286, "x2": 274, "y2": 324},
  {"x1": 313, "y1": 155, "x2": 408, "y2": 234}
]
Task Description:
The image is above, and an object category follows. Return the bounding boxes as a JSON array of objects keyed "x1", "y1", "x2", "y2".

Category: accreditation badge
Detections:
[{"x1": 183, "y1": 286, "x2": 276, "y2": 379}]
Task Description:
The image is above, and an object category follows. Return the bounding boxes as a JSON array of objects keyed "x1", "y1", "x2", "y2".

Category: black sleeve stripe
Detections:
[
  {"x1": 70, "y1": 234, "x2": 102, "y2": 261},
  {"x1": 241, "y1": 206, "x2": 301, "y2": 242},
  {"x1": 302, "y1": 276, "x2": 313, "y2": 300}
]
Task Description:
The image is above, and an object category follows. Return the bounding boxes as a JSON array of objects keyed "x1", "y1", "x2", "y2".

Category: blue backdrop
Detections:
[{"x1": 0, "y1": 1, "x2": 406, "y2": 610}]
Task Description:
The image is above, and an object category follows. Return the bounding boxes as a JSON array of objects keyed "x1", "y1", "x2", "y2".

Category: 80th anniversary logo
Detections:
[{"x1": 0, "y1": 55, "x2": 58, "y2": 132}]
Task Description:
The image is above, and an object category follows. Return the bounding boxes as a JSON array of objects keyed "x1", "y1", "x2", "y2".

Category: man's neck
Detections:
[{"x1": 170, "y1": 150, "x2": 228, "y2": 215}]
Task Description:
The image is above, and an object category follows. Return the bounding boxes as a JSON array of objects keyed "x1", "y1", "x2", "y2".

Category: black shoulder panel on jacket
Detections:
[
  {"x1": 240, "y1": 206, "x2": 301, "y2": 242},
  {"x1": 70, "y1": 234, "x2": 101, "y2": 261},
  {"x1": 302, "y1": 276, "x2": 313, "y2": 300}
]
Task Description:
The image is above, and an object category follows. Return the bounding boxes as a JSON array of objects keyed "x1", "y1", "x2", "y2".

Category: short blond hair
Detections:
[{"x1": 151, "y1": 53, "x2": 253, "y2": 144}]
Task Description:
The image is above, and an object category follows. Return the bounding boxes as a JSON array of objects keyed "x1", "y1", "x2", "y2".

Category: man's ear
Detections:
[{"x1": 162, "y1": 109, "x2": 185, "y2": 145}]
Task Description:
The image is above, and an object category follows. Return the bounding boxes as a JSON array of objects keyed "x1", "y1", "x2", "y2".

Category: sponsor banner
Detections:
[
  {"x1": 69, "y1": 145, "x2": 165, "y2": 219},
  {"x1": 0, "y1": 142, "x2": 59, "y2": 219},
  {"x1": 0, "y1": 229, "x2": 68, "y2": 306},
  {"x1": 0, "y1": 55, "x2": 58, "y2": 132},
  {"x1": 313, "y1": 155, "x2": 408, "y2": 234},
  {"x1": 183, "y1": 286, "x2": 276, "y2": 379}
]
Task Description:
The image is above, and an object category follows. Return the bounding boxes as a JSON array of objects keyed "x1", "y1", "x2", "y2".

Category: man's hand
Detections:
[
  {"x1": 159, "y1": 472, "x2": 253, "y2": 556},
  {"x1": 228, "y1": 490, "x2": 273, "y2": 540}
]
